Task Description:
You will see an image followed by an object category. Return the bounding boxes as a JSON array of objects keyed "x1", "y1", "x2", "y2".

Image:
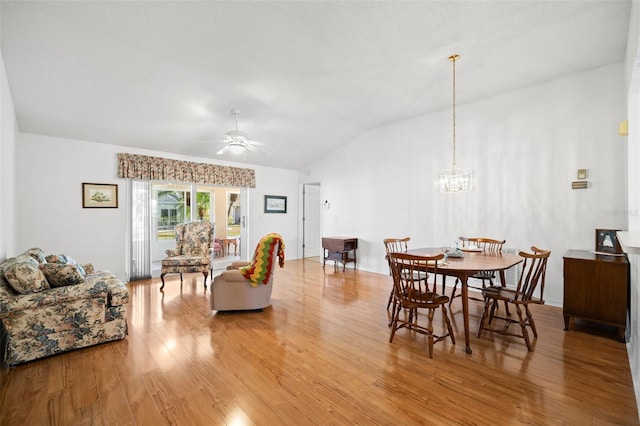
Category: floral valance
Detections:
[{"x1": 117, "y1": 153, "x2": 256, "y2": 188}]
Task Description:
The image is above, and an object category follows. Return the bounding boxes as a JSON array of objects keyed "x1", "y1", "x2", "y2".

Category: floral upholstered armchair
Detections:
[{"x1": 160, "y1": 221, "x2": 214, "y2": 290}]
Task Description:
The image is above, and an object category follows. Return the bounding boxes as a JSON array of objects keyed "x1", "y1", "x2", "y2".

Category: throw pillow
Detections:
[
  {"x1": 39, "y1": 263, "x2": 85, "y2": 288},
  {"x1": 45, "y1": 254, "x2": 86, "y2": 276},
  {"x1": 24, "y1": 247, "x2": 47, "y2": 264},
  {"x1": 4, "y1": 257, "x2": 50, "y2": 294}
]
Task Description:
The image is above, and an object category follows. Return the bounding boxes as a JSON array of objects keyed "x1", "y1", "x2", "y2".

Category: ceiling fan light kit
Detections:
[
  {"x1": 215, "y1": 109, "x2": 264, "y2": 156},
  {"x1": 436, "y1": 54, "x2": 474, "y2": 193}
]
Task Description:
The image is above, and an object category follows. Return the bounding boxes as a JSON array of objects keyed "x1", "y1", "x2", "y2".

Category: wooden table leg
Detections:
[{"x1": 461, "y1": 275, "x2": 472, "y2": 354}]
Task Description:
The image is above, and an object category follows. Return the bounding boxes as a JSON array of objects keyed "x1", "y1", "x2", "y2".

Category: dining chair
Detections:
[
  {"x1": 383, "y1": 237, "x2": 430, "y2": 327},
  {"x1": 383, "y1": 237, "x2": 411, "y2": 310},
  {"x1": 449, "y1": 237, "x2": 506, "y2": 307},
  {"x1": 476, "y1": 246, "x2": 550, "y2": 351},
  {"x1": 387, "y1": 252, "x2": 455, "y2": 358}
]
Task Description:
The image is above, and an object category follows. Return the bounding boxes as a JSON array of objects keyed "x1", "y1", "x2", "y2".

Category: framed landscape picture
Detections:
[
  {"x1": 264, "y1": 195, "x2": 287, "y2": 213},
  {"x1": 83, "y1": 183, "x2": 118, "y2": 208}
]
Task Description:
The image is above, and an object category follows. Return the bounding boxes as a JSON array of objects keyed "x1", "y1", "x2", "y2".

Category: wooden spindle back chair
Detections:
[
  {"x1": 383, "y1": 237, "x2": 411, "y2": 310},
  {"x1": 387, "y1": 252, "x2": 455, "y2": 358},
  {"x1": 476, "y1": 246, "x2": 550, "y2": 351}
]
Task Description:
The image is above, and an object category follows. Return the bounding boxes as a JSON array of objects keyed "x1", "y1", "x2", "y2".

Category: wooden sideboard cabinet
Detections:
[
  {"x1": 322, "y1": 237, "x2": 358, "y2": 271},
  {"x1": 563, "y1": 249, "x2": 629, "y2": 341}
]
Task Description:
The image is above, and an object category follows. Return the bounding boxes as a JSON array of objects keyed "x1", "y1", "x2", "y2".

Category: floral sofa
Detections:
[{"x1": 0, "y1": 248, "x2": 129, "y2": 366}]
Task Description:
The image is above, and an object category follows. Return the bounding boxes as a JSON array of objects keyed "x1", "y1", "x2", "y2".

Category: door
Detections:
[{"x1": 303, "y1": 183, "x2": 322, "y2": 258}]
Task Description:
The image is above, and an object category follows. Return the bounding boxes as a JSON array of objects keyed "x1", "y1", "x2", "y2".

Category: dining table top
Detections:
[{"x1": 405, "y1": 247, "x2": 522, "y2": 272}]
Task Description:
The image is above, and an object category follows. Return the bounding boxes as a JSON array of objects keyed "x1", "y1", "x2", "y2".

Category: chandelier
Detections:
[{"x1": 436, "y1": 54, "x2": 474, "y2": 193}]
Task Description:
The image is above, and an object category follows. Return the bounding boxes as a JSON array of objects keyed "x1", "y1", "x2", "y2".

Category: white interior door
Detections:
[{"x1": 303, "y1": 183, "x2": 322, "y2": 258}]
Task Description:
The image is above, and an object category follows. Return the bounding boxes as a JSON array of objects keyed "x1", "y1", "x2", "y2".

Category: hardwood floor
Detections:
[{"x1": 1, "y1": 258, "x2": 638, "y2": 425}]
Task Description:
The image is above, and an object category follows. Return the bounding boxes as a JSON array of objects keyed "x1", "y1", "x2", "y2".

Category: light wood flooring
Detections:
[{"x1": 1, "y1": 258, "x2": 638, "y2": 425}]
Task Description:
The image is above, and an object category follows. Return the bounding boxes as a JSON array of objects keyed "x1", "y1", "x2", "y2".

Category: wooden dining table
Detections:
[{"x1": 406, "y1": 247, "x2": 522, "y2": 354}]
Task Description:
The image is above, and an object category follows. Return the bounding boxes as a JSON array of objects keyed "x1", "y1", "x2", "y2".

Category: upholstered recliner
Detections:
[
  {"x1": 210, "y1": 233, "x2": 285, "y2": 311},
  {"x1": 160, "y1": 221, "x2": 214, "y2": 290}
]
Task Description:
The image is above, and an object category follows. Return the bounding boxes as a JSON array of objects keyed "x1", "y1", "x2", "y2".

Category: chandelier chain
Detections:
[{"x1": 450, "y1": 54, "x2": 458, "y2": 169}]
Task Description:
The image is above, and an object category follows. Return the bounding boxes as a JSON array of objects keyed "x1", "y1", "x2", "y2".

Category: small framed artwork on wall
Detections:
[
  {"x1": 264, "y1": 195, "x2": 287, "y2": 213},
  {"x1": 82, "y1": 183, "x2": 118, "y2": 208}
]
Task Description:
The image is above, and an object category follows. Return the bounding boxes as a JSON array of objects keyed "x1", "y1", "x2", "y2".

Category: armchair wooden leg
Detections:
[
  {"x1": 160, "y1": 273, "x2": 167, "y2": 291},
  {"x1": 202, "y1": 272, "x2": 208, "y2": 289}
]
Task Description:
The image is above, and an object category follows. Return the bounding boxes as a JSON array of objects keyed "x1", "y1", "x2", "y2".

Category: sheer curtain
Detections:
[{"x1": 130, "y1": 180, "x2": 151, "y2": 280}]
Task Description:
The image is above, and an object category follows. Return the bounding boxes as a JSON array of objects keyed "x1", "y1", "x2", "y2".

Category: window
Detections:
[{"x1": 152, "y1": 183, "x2": 215, "y2": 240}]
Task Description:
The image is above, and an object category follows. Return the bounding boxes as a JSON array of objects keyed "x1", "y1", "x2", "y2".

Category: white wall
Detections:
[
  {"x1": 0, "y1": 48, "x2": 17, "y2": 261},
  {"x1": 301, "y1": 63, "x2": 627, "y2": 307},
  {"x1": 624, "y1": 0, "x2": 640, "y2": 415},
  {"x1": 14, "y1": 133, "x2": 299, "y2": 281}
]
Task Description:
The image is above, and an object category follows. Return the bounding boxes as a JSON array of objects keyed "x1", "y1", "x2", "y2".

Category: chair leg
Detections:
[
  {"x1": 179, "y1": 273, "x2": 183, "y2": 282},
  {"x1": 441, "y1": 304, "x2": 455, "y2": 344},
  {"x1": 516, "y1": 304, "x2": 533, "y2": 351},
  {"x1": 389, "y1": 303, "x2": 402, "y2": 343},
  {"x1": 427, "y1": 308, "x2": 435, "y2": 358},
  {"x1": 448, "y1": 278, "x2": 460, "y2": 307},
  {"x1": 388, "y1": 291, "x2": 398, "y2": 327},
  {"x1": 526, "y1": 305, "x2": 538, "y2": 337},
  {"x1": 488, "y1": 299, "x2": 498, "y2": 324},
  {"x1": 202, "y1": 272, "x2": 208, "y2": 290},
  {"x1": 386, "y1": 286, "x2": 394, "y2": 310},
  {"x1": 477, "y1": 299, "x2": 491, "y2": 338},
  {"x1": 160, "y1": 273, "x2": 167, "y2": 291}
]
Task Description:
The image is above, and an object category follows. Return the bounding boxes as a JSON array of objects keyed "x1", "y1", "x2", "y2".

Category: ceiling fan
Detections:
[{"x1": 215, "y1": 108, "x2": 264, "y2": 156}]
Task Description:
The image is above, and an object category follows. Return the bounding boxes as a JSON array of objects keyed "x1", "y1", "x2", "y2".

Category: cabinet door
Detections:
[{"x1": 564, "y1": 258, "x2": 627, "y2": 326}]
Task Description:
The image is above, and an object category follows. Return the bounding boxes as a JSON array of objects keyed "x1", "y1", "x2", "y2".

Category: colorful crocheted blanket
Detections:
[{"x1": 239, "y1": 233, "x2": 285, "y2": 286}]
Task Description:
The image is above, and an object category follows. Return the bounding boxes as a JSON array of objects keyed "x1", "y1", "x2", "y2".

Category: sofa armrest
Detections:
[
  {"x1": 89, "y1": 270, "x2": 129, "y2": 306},
  {"x1": 227, "y1": 261, "x2": 251, "y2": 270},
  {"x1": 165, "y1": 249, "x2": 180, "y2": 257},
  {"x1": 217, "y1": 270, "x2": 251, "y2": 282}
]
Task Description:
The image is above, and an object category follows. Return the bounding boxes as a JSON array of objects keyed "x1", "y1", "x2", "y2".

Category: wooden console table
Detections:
[
  {"x1": 563, "y1": 249, "x2": 629, "y2": 341},
  {"x1": 220, "y1": 238, "x2": 238, "y2": 256},
  {"x1": 322, "y1": 237, "x2": 358, "y2": 271}
]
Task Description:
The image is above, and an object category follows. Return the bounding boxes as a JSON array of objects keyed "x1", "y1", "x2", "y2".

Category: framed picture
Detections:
[
  {"x1": 82, "y1": 183, "x2": 118, "y2": 208},
  {"x1": 595, "y1": 228, "x2": 623, "y2": 254},
  {"x1": 264, "y1": 195, "x2": 287, "y2": 213}
]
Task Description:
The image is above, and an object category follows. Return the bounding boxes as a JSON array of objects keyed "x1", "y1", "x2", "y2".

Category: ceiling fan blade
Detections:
[
  {"x1": 216, "y1": 145, "x2": 229, "y2": 155},
  {"x1": 245, "y1": 144, "x2": 265, "y2": 153},
  {"x1": 247, "y1": 140, "x2": 265, "y2": 146}
]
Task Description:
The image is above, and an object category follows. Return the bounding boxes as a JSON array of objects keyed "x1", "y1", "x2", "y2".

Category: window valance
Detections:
[{"x1": 117, "y1": 153, "x2": 256, "y2": 188}]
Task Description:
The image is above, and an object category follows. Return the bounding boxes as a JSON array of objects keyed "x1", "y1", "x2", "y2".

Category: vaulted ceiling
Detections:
[{"x1": 0, "y1": 1, "x2": 632, "y2": 169}]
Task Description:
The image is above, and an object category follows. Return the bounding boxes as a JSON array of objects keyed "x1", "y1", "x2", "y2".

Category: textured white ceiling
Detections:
[{"x1": 0, "y1": 1, "x2": 632, "y2": 169}]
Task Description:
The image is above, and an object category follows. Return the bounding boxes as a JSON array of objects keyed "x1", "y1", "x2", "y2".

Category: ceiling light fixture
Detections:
[
  {"x1": 224, "y1": 109, "x2": 248, "y2": 155},
  {"x1": 226, "y1": 141, "x2": 246, "y2": 155},
  {"x1": 216, "y1": 109, "x2": 265, "y2": 157},
  {"x1": 436, "y1": 54, "x2": 474, "y2": 193}
]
